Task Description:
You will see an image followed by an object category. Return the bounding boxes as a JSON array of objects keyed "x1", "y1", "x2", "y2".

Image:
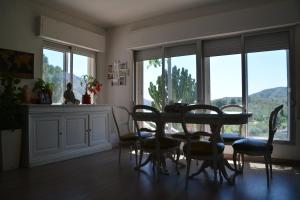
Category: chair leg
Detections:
[
  {"x1": 233, "y1": 151, "x2": 238, "y2": 171},
  {"x1": 118, "y1": 145, "x2": 122, "y2": 165},
  {"x1": 129, "y1": 146, "x2": 133, "y2": 160},
  {"x1": 238, "y1": 153, "x2": 245, "y2": 173},
  {"x1": 213, "y1": 157, "x2": 218, "y2": 183},
  {"x1": 185, "y1": 156, "x2": 191, "y2": 189},
  {"x1": 219, "y1": 170, "x2": 223, "y2": 184},
  {"x1": 268, "y1": 154, "x2": 273, "y2": 179},
  {"x1": 176, "y1": 148, "x2": 180, "y2": 175},
  {"x1": 264, "y1": 155, "x2": 270, "y2": 187},
  {"x1": 134, "y1": 145, "x2": 138, "y2": 168},
  {"x1": 137, "y1": 149, "x2": 143, "y2": 170}
]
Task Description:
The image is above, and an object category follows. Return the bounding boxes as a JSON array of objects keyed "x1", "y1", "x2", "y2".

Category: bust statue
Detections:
[{"x1": 64, "y1": 82, "x2": 80, "y2": 104}]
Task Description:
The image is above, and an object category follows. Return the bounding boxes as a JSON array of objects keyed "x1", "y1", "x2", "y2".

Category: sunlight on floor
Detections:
[{"x1": 249, "y1": 162, "x2": 293, "y2": 171}]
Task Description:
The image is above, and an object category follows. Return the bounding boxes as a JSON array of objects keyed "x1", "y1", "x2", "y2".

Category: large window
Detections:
[
  {"x1": 134, "y1": 28, "x2": 294, "y2": 142},
  {"x1": 206, "y1": 54, "x2": 242, "y2": 135},
  {"x1": 247, "y1": 50, "x2": 288, "y2": 140},
  {"x1": 42, "y1": 42, "x2": 96, "y2": 104}
]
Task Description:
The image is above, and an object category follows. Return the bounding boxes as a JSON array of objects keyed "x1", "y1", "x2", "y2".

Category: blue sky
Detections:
[{"x1": 43, "y1": 49, "x2": 88, "y2": 78}]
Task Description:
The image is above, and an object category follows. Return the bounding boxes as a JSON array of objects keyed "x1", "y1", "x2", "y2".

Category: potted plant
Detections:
[
  {"x1": 80, "y1": 75, "x2": 102, "y2": 104},
  {"x1": 0, "y1": 72, "x2": 22, "y2": 171}
]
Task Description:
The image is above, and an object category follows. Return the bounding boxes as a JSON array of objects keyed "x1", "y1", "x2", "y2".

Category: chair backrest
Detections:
[
  {"x1": 181, "y1": 104, "x2": 224, "y2": 157},
  {"x1": 181, "y1": 104, "x2": 223, "y2": 142},
  {"x1": 112, "y1": 106, "x2": 131, "y2": 139},
  {"x1": 268, "y1": 105, "x2": 284, "y2": 145},
  {"x1": 220, "y1": 104, "x2": 246, "y2": 135},
  {"x1": 132, "y1": 105, "x2": 160, "y2": 137}
]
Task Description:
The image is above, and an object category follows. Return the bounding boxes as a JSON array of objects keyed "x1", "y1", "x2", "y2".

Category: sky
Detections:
[
  {"x1": 143, "y1": 50, "x2": 288, "y2": 102},
  {"x1": 43, "y1": 49, "x2": 88, "y2": 78}
]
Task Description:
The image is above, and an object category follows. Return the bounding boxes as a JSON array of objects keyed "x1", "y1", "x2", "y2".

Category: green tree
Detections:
[
  {"x1": 42, "y1": 55, "x2": 64, "y2": 103},
  {"x1": 147, "y1": 61, "x2": 196, "y2": 110}
]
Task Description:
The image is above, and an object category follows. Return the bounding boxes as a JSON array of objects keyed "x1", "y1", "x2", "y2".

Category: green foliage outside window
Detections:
[{"x1": 42, "y1": 55, "x2": 63, "y2": 103}]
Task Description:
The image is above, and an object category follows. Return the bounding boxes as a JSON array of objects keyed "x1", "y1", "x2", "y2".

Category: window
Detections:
[
  {"x1": 134, "y1": 44, "x2": 197, "y2": 133},
  {"x1": 164, "y1": 44, "x2": 197, "y2": 133},
  {"x1": 42, "y1": 42, "x2": 96, "y2": 104},
  {"x1": 134, "y1": 28, "x2": 294, "y2": 142},
  {"x1": 244, "y1": 31, "x2": 291, "y2": 140},
  {"x1": 42, "y1": 48, "x2": 65, "y2": 104},
  {"x1": 246, "y1": 50, "x2": 289, "y2": 140},
  {"x1": 205, "y1": 54, "x2": 242, "y2": 134}
]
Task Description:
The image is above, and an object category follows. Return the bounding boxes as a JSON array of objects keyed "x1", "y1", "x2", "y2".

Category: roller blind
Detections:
[
  {"x1": 245, "y1": 31, "x2": 289, "y2": 53},
  {"x1": 43, "y1": 40, "x2": 70, "y2": 52},
  {"x1": 203, "y1": 36, "x2": 241, "y2": 57},
  {"x1": 165, "y1": 43, "x2": 196, "y2": 58},
  {"x1": 134, "y1": 47, "x2": 162, "y2": 62},
  {"x1": 73, "y1": 46, "x2": 96, "y2": 58}
]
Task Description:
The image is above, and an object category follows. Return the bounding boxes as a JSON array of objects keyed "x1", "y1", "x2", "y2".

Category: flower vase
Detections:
[{"x1": 82, "y1": 93, "x2": 91, "y2": 104}]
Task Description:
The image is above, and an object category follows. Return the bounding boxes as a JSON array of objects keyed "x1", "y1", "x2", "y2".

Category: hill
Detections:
[{"x1": 212, "y1": 86, "x2": 287, "y2": 138}]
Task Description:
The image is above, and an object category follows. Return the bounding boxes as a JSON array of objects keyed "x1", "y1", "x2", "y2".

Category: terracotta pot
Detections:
[{"x1": 82, "y1": 94, "x2": 91, "y2": 104}]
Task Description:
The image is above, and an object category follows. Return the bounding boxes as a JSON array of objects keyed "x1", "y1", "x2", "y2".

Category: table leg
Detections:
[{"x1": 218, "y1": 157, "x2": 235, "y2": 185}]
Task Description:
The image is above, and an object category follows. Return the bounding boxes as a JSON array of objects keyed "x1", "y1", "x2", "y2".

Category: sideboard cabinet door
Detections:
[
  {"x1": 89, "y1": 113, "x2": 109, "y2": 146},
  {"x1": 63, "y1": 114, "x2": 89, "y2": 150},
  {"x1": 30, "y1": 115, "x2": 62, "y2": 157}
]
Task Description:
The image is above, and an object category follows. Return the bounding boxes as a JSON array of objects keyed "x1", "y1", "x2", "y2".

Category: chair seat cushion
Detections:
[
  {"x1": 232, "y1": 138, "x2": 273, "y2": 153},
  {"x1": 120, "y1": 131, "x2": 152, "y2": 141},
  {"x1": 141, "y1": 137, "x2": 180, "y2": 149},
  {"x1": 222, "y1": 132, "x2": 244, "y2": 143},
  {"x1": 183, "y1": 141, "x2": 225, "y2": 156},
  {"x1": 168, "y1": 132, "x2": 200, "y2": 140}
]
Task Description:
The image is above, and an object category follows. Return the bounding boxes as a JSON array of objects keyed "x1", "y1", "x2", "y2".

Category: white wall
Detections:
[
  {"x1": 0, "y1": 0, "x2": 106, "y2": 90},
  {"x1": 105, "y1": 0, "x2": 300, "y2": 160}
]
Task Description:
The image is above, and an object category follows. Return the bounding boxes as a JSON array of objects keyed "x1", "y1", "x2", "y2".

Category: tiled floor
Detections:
[{"x1": 0, "y1": 149, "x2": 299, "y2": 200}]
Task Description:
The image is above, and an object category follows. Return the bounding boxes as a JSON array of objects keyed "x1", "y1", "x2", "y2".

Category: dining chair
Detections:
[
  {"x1": 220, "y1": 104, "x2": 246, "y2": 171},
  {"x1": 181, "y1": 104, "x2": 225, "y2": 186},
  {"x1": 112, "y1": 105, "x2": 152, "y2": 167},
  {"x1": 220, "y1": 104, "x2": 246, "y2": 144},
  {"x1": 132, "y1": 105, "x2": 181, "y2": 176},
  {"x1": 232, "y1": 105, "x2": 283, "y2": 186}
]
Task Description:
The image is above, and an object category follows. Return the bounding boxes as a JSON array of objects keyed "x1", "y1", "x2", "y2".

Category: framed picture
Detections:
[
  {"x1": 119, "y1": 76, "x2": 126, "y2": 85},
  {"x1": 112, "y1": 79, "x2": 119, "y2": 86},
  {"x1": 120, "y1": 62, "x2": 127, "y2": 69},
  {"x1": 107, "y1": 64, "x2": 113, "y2": 73},
  {"x1": 0, "y1": 48, "x2": 34, "y2": 79},
  {"x1": 38, "y1": 91, "x2": 52, "y2": 104},
  {"x1": 107, "y1": 73, "x2": 113, "y2": 79}
]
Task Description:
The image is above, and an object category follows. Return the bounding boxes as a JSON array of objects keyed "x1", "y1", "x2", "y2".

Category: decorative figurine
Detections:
[{"x1": 63, "y1": 82, "x2": 80, "y2": 104}]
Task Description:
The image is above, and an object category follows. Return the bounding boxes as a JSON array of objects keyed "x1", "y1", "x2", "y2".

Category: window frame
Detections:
[
  {"x1": 133, "y1": 27, "x2": 295, "y2": 144},
  {"x1": 42, "y1": 41, "x2": 97, "y2": 104}
]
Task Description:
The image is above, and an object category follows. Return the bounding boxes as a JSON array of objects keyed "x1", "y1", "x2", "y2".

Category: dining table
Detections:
[{"x1": 132, "y1": 110, "x2": 252, "y2": 184}]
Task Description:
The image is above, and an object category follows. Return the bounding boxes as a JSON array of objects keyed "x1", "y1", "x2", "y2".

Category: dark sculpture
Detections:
[{"x1": 63, "y1": 82, "x2": 80, "y2": 104}]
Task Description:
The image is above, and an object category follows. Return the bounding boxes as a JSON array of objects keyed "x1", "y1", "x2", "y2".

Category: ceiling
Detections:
[{"x1": 29, "y1": 0, "x2": 228, "y2": 28}]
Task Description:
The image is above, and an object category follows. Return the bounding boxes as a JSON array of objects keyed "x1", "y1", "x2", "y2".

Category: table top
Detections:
[{"x1": 133, "y1": 112, "x2": 252, "y2": 125}]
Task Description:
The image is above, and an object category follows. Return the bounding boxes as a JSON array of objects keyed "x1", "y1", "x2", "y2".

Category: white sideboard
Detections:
[{"x1": 22, "y1": 104, "x2": 112, "y2": 167}]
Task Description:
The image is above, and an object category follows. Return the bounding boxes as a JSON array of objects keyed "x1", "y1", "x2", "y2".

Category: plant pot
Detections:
[
  {"x1": 82, "y1": 94, "x2": 91, "y2": 104},
  {"x1": 0, "y1": 129, "x2": 22, "y2": 171}
]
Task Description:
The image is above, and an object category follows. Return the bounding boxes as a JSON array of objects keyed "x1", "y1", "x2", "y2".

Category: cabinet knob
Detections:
[
  {"x1": 59, "y1": 132, "x2": 62, "y2": 135},
  {"x1": 86, "y1": 129, "x2": 92, "y2": 133}
]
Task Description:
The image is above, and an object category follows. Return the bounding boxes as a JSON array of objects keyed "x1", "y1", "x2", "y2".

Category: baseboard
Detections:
[{"x1": 224, "y1": 154, "x2": 300, "y2": 167}]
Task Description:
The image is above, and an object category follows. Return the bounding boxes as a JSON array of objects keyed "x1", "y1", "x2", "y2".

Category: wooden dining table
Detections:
[{"x1": 133, "y1": 111, "x2": 252, "y2": 184}]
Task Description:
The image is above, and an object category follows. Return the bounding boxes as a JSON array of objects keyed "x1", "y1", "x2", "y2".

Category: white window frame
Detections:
[
  {"x1": 42, "y1": 41, "x2": 97, "y2": 104},
  {"x1": 133, "y1": 26, "x2": 295, "y2": 143}
]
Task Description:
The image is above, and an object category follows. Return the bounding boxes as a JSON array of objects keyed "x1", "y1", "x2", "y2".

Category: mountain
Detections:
[
  {"x1": 249, "y1": 87, "x2": 287, "y2": 100},
  {"x1": 211, "y1": 87, "x2": 287, "y2": 107},
  {"x1": 212, "y1": 86, "x2": 287, "y2": 138}
]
